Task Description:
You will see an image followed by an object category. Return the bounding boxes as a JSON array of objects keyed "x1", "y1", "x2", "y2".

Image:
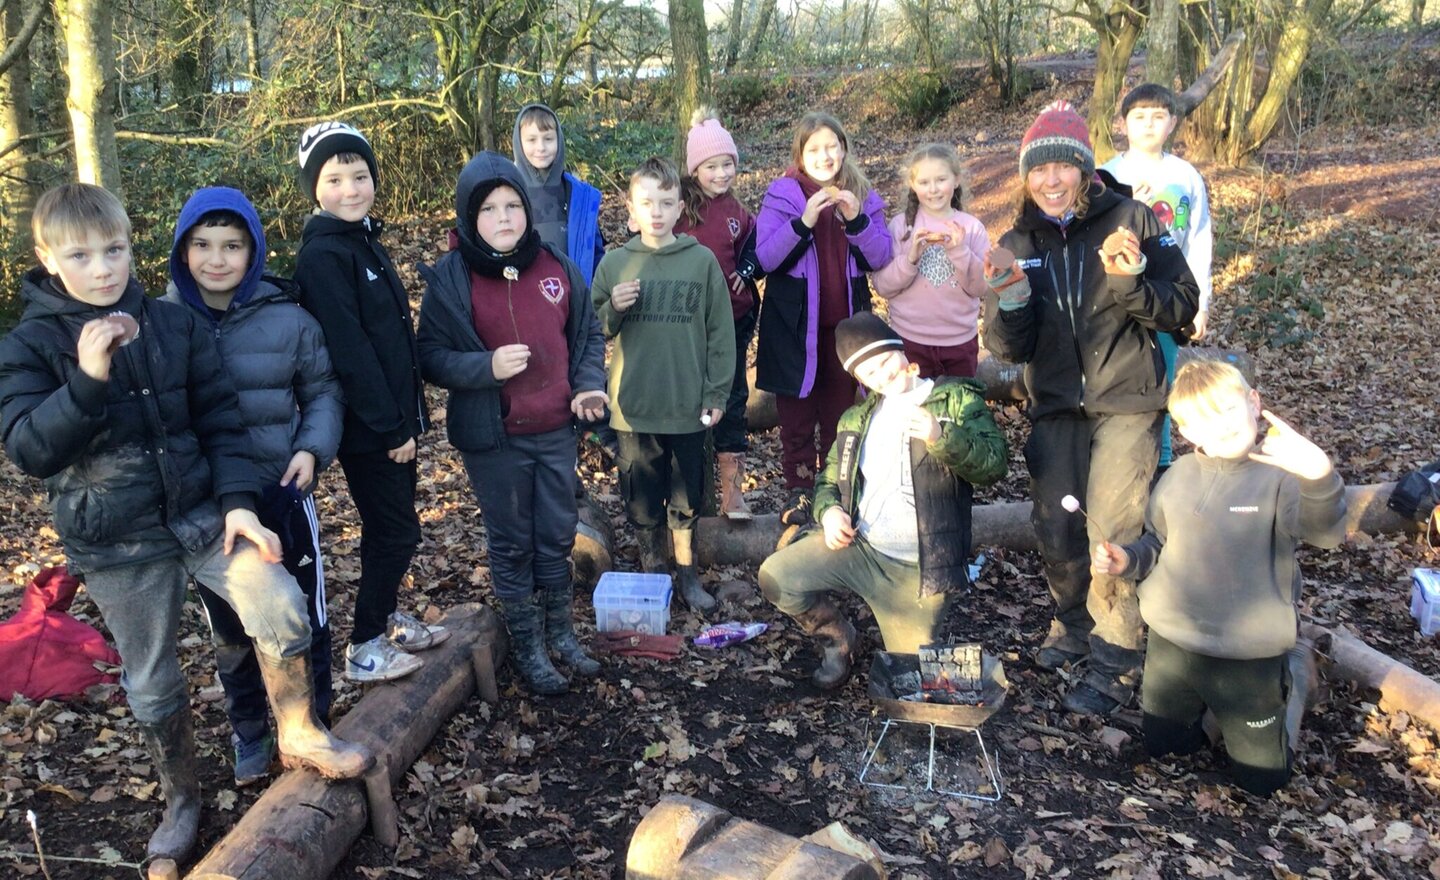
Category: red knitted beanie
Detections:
[{"x1": 1019, "y1": 100, "x2": 1094, "y2": 178}]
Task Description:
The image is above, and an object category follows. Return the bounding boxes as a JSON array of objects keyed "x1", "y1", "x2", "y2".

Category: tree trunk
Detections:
[
  {"x1": 722, "y1": 0, "x2": 745, "y2": 71},
  {"x1": 1239, "y1": 0, "x2": 1335, "y2": 159},
  {"x1": 53, "y1": 0, "x2": 121, "y2": 197},
  {"x1": 668, "y1": 0, "x2": 711, "y2": 161},
  {"x1": 1, "y1": 0, "x2": 43, "y2": 244},
  {"x1": 169, "y1": 0, "x2": 213, "y2": 127},
  {"x1": 744, "y1": 0, "x2": 776, "y2": 65},
  {"x1": 1146, "y1": 0, "x2": 1179, "y2": 88},
  {"x1": 1412, "y1": 0, "x2": 1426, "y2": 28},
  {"x1": 1088, "y1": 4, "x2": 1147, "y2": 164},
  {"x1": 244, "y1": 0, "x2": 261, "y2": 80}
]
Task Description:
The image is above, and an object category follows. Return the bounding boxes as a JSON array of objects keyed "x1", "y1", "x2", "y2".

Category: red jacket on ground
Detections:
[{"x1": 0, "y1": 566, "x2": 121, "y2": 702}]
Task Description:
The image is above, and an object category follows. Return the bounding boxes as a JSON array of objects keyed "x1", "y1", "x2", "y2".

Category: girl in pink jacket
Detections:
[{"x1": 870, "y1": 143, "x2": 990, "y2": 378}]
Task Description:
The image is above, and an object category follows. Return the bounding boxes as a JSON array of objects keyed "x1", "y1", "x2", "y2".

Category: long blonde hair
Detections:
[
  {"x1": 791, "y1": 112, "x2": 871, "y2": 204},
  {"x1": 901, "y1": 143, "x2": 967, "y2": 237}
]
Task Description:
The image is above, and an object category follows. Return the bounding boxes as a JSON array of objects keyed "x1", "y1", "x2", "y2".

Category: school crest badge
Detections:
[{"x1": 539, "y1": 277, "x2": 565, "y2": 304}]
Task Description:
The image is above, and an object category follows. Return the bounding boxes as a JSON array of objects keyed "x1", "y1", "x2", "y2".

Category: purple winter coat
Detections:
[{"x1": 753, "y1": 178, "x2": 892, "y2": 398}]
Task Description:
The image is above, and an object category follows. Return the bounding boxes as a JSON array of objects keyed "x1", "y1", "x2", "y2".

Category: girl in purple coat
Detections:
[{"x1": 755, "y1": 112, "x2": 893, "y2": 525}]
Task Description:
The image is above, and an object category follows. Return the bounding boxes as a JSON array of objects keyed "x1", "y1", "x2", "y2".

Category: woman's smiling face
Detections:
[{"x1": 1025, "y1": 161, "x2": 1084, "y2": 218}]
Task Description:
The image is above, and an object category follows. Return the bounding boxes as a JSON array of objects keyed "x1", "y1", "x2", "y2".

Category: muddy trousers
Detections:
[
  {"x1": 461, "y1": 427, "x2": 578, "y2": 602},
  {"x1": 758, "y1": 531, "x2": 946, "y2": 653},
  {"x1": 83, "y1": 536, "x2": 312, "y2": 725},
  {"x1": 1142, "y1": 632, "x2": 1292, "y2": 797},
  {"x1": 617, "y1": 429, "x2": 707, "y2": 531},
  {"x1": 198, "y1": 494, "x2": 332, "y2": 737},
  {"x1": 1025, "y1": 411, "x2": 1161, "y2": 700}
]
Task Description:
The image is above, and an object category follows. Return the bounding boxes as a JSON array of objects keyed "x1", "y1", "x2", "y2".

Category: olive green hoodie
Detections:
[{"x1": 592, "y1": 235, "x2": 736, "y2": 433}]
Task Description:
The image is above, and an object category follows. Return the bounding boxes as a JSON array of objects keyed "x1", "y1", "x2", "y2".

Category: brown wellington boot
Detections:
[
  {"x1": 256, "y1": 650, "x2": 374, "y2": 779},
  {"x1": 792, "y1": 598, "x2": 858, "y2": 689},
  {"x1": 716, "y1": 452, "x2": 754, "y2": 520}
]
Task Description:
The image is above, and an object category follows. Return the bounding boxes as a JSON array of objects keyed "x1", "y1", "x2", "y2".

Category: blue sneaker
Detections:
[{"x1": 233, "y1": 730, "x2": 275, "y2": 787}]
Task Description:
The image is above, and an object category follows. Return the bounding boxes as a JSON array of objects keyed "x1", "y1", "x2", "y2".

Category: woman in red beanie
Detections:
[{"x1": 983, "y1": 100, "x2": 1200, "y2": 716}]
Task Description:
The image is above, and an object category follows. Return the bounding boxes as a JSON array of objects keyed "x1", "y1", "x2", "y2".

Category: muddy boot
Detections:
[
  {"x1": 501, "y1": 596, "x2": 569, "y2": 695},
  {"x1": 256, "y1": 651, "x2": 374, "y2": 779},
  {"x1": 636, "y1": 526, "x2": 670, "y2": 574},
  {"x1": 137, "y1": 710, "x2": 201, "y2": 862},
  {"x1": 542, "y1": 582, "x2": 600, "y2": 678},
  {"x1": 716, "y1": 452, "x2": 754, "y2": 521},
  {"x1": 792, "y1": 599, "x2": 858, "y2": 689},
  {"x1": 671, "y1": 528, "x2": 716, "y2": 613}
]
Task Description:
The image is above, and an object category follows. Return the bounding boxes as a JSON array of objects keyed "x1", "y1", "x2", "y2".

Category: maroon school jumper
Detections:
[{"x1": 469, "y1": 249, "x2": 574, "y2": 435}]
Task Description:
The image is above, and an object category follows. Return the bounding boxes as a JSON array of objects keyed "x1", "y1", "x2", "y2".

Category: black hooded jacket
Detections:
[
  {"x1": 416, "y1": 151, "x2": 605, "y2": 453},
  {"x1": 0, "y1": 270, "x2": 260, "y2": 572},
  {"x1": 294, "y1": 213, "x2": 428, "y2": 454},
  {"x1": 984, "y1": 175, "x2": 1200, "y2": 420}
]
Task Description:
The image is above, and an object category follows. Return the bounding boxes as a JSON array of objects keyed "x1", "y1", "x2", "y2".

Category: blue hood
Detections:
[{"x1": 169, "y1": 187, "x2": 268, "y2": 315}]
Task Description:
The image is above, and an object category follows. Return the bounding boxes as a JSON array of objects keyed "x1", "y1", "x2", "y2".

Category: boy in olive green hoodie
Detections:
[{"x1": 592, "y1": 157, "x2": 736, "y2": 613}]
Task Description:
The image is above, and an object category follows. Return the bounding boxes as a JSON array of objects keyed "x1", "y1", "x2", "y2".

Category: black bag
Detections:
[{"x1": 1388, "y1": 460, "x2": 1440, "y2": 524}]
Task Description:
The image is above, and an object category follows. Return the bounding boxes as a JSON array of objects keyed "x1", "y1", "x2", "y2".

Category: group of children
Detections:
[{"x1": 0, "y1": 83, "x2": 1340, "y2": 867}]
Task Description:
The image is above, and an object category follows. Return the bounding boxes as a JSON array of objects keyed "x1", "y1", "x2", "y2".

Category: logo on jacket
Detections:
[
  {"x1": 1018, "y1": 257, "x2": 1043, "y2": 270},
  {"x1": 365, "y1": 268, "x2": 379, "y2": 281},
  {"x1": 539, "y1": 277, "x2": 565, "y2": 304},
  {"x1": 1229, "y1": 505, "x2": 1260, "y2": 513},
  {"x1": 727, "y1": 217, "x2": 741, "y2": 238}
]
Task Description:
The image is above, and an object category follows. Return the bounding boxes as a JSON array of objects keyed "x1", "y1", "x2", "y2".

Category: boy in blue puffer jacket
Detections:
[{"x1": 164, "y1": 187, "x2": 344, "y2": 786}]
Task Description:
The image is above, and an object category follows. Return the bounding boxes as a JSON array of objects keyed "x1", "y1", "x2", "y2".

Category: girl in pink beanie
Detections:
[{"x1": 677, "y1": 108, "x2": 763, "y2": 520}]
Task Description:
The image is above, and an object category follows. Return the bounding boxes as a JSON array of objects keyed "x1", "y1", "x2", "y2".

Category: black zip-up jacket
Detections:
[
  {"x1": 0, "y1": 270, "x2": 260, "y2": 573},
  {"x1": 294, "y1": 213, "x2": 428, "y2": 454},
  {"x1": 416, "y1": 242, "x2": 605, "y2": 453},
  {"x1": 984, "y1": 177, "x2": 1200, "y2": 420}
]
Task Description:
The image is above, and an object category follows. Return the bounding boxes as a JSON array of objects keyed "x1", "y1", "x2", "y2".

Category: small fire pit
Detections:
[{"x1": 860, "y1": 651, "x2": 1008, "y2": 801}]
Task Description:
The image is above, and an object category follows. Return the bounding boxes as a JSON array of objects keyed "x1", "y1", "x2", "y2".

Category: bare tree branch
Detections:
[
  {"x1": 1175, "y1": 29, "x2": 1246, "y2": 116},
  {"x1": 0, "y1": 0, "x2": 46, "y2": 77}
]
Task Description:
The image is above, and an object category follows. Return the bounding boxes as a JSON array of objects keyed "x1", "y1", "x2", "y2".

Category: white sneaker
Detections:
[
  {"x1": 344, "y1": 635, "x2": 423, "y2": 682},
  {"x1": 387, "y1": 611, "x2": 451, "y2": 653}
]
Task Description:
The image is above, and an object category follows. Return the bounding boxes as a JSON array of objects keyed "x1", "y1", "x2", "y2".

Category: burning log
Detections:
[
  {"x1": 627, "y1": 795, "x2": 881, "y2": 880},
  {"x1": 1301, "y1": 623, "x2": 1440, "y2": 731},
  {"x1": 185, "y1": 604, "x2": 506, "y2": 879}
]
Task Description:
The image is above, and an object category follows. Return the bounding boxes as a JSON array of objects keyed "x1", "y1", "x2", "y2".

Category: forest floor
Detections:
[{"x1": 3, "y1": 51, "x2": 1440, "y2": 880}]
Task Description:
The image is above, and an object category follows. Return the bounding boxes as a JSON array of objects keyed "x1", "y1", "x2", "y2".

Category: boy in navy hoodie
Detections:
[
  {"x1": 294, "y1": 121, "x2": 448, "y2": 683},
  {"x1": 417, "y1": 152, "x2": 607, "y2": 696},
  {"x1": 165, "y1": 187, "x2": 344, "y2": 786}
]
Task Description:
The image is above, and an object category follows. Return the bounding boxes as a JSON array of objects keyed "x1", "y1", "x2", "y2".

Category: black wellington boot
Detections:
[
  {"x1": 543, "y1": 581, "x2": 601, "y2": 677},
  {"x1": 791, "y1": 598, "x2": 858, "y2": 689},
  {"x1": 501, "y1": 596, "x2": 569, "y2": 695}
]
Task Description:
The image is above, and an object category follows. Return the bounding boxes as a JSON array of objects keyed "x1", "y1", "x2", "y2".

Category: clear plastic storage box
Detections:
[
  {"x1": 593, "y1": 572, "x2": 672, "y2": 634},
  {"x1": 1411, "y1": 568, "x2": 1439, "y2": 637}
]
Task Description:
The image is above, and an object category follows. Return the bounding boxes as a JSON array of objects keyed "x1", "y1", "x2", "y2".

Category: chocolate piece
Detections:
[{"x1": 106, "y1": 312, "x2": 139, "y2": 351}]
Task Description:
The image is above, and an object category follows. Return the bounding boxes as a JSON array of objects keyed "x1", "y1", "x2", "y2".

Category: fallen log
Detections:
[
  {"x1": 1301, "y1": 622, "x2": 1440, "y2": 730},
  {"x1": 186, "y1": 604, "x2": 507, "y2": 880},
  {"x1": 575, "y1": 487, "x2": 615, "y2": 589},
  {"x1": 744, "y1": 346, "x2": 1254, "y2": 430},
  {"x1": 685, "y1": 483, "x2": 1407, "y2": 567},
  {"x1": 627, "y1": 795, "x2": 881, "y2": 880}
]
